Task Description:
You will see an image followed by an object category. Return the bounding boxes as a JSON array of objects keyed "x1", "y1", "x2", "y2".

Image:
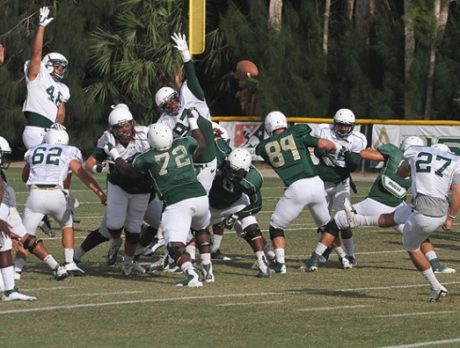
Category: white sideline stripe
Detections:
[
  {"x1": 379, "y1": 338, "x2": 460, "y2": 348},
  {"x1": 22, "y1": 286, "x2": 75, "y2": 292},
  {"x1": 373, "y1": 310, "x2": 455, "y2": 318},
  {"x1": 297, "y1": 304, "x2": 370, "y2": 312},
  {"x1": 65, "y1": 290, "x2": 144, "y2": 297},
  {"x1": 3, "y1": 281, "x2": 459, "y2": 315},
  {"x1": 216, "y1": 300, "x2": 286, "y2": 307}
]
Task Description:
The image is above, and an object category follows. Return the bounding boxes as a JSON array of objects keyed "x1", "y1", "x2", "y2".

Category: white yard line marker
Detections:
[
  {"x1": 22, "y1": 286, "x2": 75, "y2": 291},
  {"x1": 379, "y1": 338, "x2": 460, "y2": 348},
  {"x1": 337, "y1": 281, "x2": 460, "y2": 292},
  {"x1": 373, "y1": 310, "x2": 455, "y2": 318},
  {"x1": 65, "y1": 290, "x2": 144, "y2": 297},
  {"x1": 216, "y1": 300, "x2": 286, "y2": 307},
  {"x1": 297, "y1": 304, "x2": 370, "y2": 312}
]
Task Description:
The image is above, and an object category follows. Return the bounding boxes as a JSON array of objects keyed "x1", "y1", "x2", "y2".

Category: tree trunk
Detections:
[
  {"x1": 269, "y1": 0, "x2": 283, "y2": 32},
  {"x1": 424, "y1": 0, "x2": 450, "y2": 119},
  {"x1": 404, "y1": 0, "x2": 415, "y2": 118},
  {"x1": 346, "y1": 0, "x2": 354, "y2": 22},
  {"x1": 322, "y1": 0, "x2": 331, "y2": 56}
]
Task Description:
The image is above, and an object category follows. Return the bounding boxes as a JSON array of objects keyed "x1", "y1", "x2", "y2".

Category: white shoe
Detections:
[
  {"x1": 132, "y1": 261, "x2": 146, "y2": 274},
  {"x1": 14, "y1": 272, "x2": 21, "y2": 280},
  {"x1": 341, "y1": 257, "x2": 352, "y2": 270},
  {"x1": 176, "y1": 269, "x2": 203, "y2": 288},
  {"x1": 2, "y1": 290, "x2": 37, "y2": 301},
  {"x1": 54, "y1": 266, "x2": 70, "y2": 280},
  {"x1": 433, "y1": 265, "x2": 456, "y2": 274},
  {"x1": 428, "y1": 285, "x2": 448, "y2": 302},
  {"x1": 65, "y1": 262, "x2": 85, "y2": 276},
  {"x1": 343, "y1": 198, "x2": 356, "y2": 228}
]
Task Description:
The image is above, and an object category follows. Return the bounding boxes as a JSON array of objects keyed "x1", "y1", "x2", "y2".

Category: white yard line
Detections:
[
  {"x1": 296, "y1": 304, "x2": 370, "y2": 311},
  {"x1": 373, "y1": 311, "x2": 455, "y2": 318},
  {"x1": 3, "y1": 281, "x2": 459, "y2": 315},
  {"x1": 65, "y1": 290, "x2": 144, "y2": 297},
  {"x1": 216, "y1": 300, "x2": 286, "y2": 307},
  {"x1": 379, "y1": 338, "x2": 460, "y2": 348}
]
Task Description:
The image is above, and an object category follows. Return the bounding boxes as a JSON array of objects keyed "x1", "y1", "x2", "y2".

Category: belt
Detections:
[
  {"x1": 194, "y1": 163, "x2": 210, "y2": 169},
  {"x1": 31, "y1": 184, "x2": 61, "y2": 190}
]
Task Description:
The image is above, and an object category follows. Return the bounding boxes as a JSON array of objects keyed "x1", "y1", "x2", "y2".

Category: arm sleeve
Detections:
[{"x1": 184, "y1": 61, "x2": 205, "y2": 101}]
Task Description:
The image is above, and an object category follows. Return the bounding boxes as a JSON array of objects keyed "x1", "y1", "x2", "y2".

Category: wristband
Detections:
[
  {"x1": 188, "y1": 118, "x2": 199, "y2": 131},
  {"x1": 448, "y1": 215, "x2": 456, "y2": 220},
  {"x1": 180, "y1": 50, "x2": 191, "y2": 63},
  {"x1": 109, "y1": 148, "x2": 121, "y2": 160}
]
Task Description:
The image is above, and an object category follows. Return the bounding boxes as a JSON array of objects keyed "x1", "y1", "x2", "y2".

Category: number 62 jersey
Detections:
[{"x1": 25, "y1": 143, "x2": 83, "y2": 187}]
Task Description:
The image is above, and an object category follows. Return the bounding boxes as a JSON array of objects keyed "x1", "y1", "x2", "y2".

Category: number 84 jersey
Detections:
[{"x1": 25, "y1": 143, "x2": 82, "y2": 187}]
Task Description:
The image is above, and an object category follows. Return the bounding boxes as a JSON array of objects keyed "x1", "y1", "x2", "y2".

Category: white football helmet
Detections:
[
  {"x1": 432, "y1": 143, "x2": 452, "y2": 153},
  {"x1": 148, "y1": 123, "x2": 173, "y2": 151},
  {"x1": 42, "y1": 52, "x2": 68, "y2": 81},
  {"x1": 226, "y1": 148, "x2": 252, "y2": 182},
  {"x1": 400, "y1": 136, "x2": 425, "y2": 152},
  {"x1": 45, "y1": 124, "x2": 69, "y2": 145},
  {"x1": 264, "y1": 111, "x2": 287, "y2": 136},
  {"x1": 333, "y1": 108, "x2": 355, "y2": 138},
  {"x1": 0, "y1": 136, "x2": 12, "y2": 169},
  {"x1": 155, "y1": 87, "x2": 180, "y2": 115},
  {"x1": 108, "y1": 104, "x2": 134, "y2": 142}
]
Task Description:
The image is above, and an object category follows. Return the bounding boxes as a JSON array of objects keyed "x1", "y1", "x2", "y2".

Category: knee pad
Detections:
[
  {"x1": 23, "y1": 235, "x2": 43, "y2": 253},
  {"x1": 124, "y1": 231, "x2": 140, "y2": 244},
  {"x1": 108, "y1": 228, "x2": 123, "y2": 239},
  {"x1": 319, "y1": 219, "x2": 340, "y2": 237},
  {"x1": 269, "y1": 225, "x2": 284, "y2": 240},
  {"x1": 194, "y1": 229, "x2": 211, "y2": 248},
  {"x1": 244, "y1": 225, "x2": 262, "y2": 244},
  {"x1": 167, "y1": 243, "x2": 187, "y2": 261},
  {"x1": 340, "y1": 228, "x2": 353, "y2": 239}
]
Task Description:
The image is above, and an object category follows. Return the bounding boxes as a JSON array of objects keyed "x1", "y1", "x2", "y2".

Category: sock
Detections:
[
  {"x1": 14, "y1": 257, "x2": 26, "y2": 273},
  {"x1": 73, "y1": 247, "x2": 85, "y2": 261},
  {"x1": 342, "y1": 237, "x2": 355, "y2": 256},
  {"x1": 314, "y1": 243, "x2": 328, "y2": 256},
  {"x1": 181, "y1": 261, "x2": 193, "y2": 272},
  {"x1": 421, "y1": 268, "x2": 442, "y2": 290},
  {"x1": 275, "y1": 248, "x2": 285, "y2": 264},
  {"x1": 185, "y1": 244, "x2": 196, "y2": 261},
  {"x1": 200, "y1": 252, "x2": 211, "y2": 266},
  {"x1": 424, "y1": 251, "x2": 437, "y2": 261},
  {"x1": 64, "y1": 248, "x2": 74, "y2": 264},
  {"x1": 211, "y1": 234, "x2": 223, "y2": 253},
  {"x1": 334, "y1": 246, "x2": 347, "y2": 259},
  {"x1": 43, "y1": 254, "x2": 59, "y2": 270},
  {"x1": 0, "y1": 266, "x2": 15, "y2": 292}
]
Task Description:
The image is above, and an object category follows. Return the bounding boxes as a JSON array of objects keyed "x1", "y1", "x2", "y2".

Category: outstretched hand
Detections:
[
  {"x1": 39, "y1": 6, "x2": 54, "y2": 27},
  {"x1": 171, "y1": 32, "x2": 191, "y2": 62}
]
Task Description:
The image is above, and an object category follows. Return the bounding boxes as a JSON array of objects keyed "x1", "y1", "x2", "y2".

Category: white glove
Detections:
[
  {"x1": 104, "y1": 143, "x2": 120, "y2": 160},
  {"x1": 187, "y1": 108, "x2": 199, "y2": 130},
  {"x1": 106, "y1": 132, "x2": 116, "y2": 147},
  {"x1": 39, "y1": 7, "x2": 54, "y2": 27},
  {"x1": 171, "y1": 32, "x2": 191, "y2": 62}
]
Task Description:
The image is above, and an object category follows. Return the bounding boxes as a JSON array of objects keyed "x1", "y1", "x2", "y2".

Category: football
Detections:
[{"x1": 236, "y1": 60, "x2": 259, "y2": 78}]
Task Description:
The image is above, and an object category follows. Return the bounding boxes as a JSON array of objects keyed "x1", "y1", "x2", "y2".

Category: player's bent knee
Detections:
[
  {"x1": 194, "y1": 229, "x2": 211, "y2": 248},
  {"x1": 124, "y1": 231, "x2": 140, "y2": 244},
  {"x1": 244, "y1": 225, "x2": 262, "y2": 243},
  {"x1": 167, "y1": 242, "x2": 187, "y2": 262},
  {"x1": 319, "y1": 219, "x2": 340, "y2": 237},
  {"x1": 23, "y1": 235, "x2": 43, "y2": 253},
  {"x1": 269, "y1": 225, "x2": 284, "y2": 240}
]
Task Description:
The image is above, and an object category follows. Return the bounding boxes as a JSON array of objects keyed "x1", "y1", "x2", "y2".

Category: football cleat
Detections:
[
  {"x1": 106, "y1": 237, "x2": 123, "y2": 265},
  {"x1": 202, "y1": 263, "x2": 215, "y2": 283},
  {"x1": 2, "y1": 289, "x2": 37, "y2": 302},
  {"x1": 345, "y1": 255, "x2": 357, "y2": 267},
  {"x1": 53, "y1": 266, "x2": 70, "y2": 280},
  {"x1": 256, "y1": 269, "x2": 271, "y2": 278},
  {"x1": 300, "y1": 253, "x2": 320, "y2": 272},
  {"x1": 65, "y1": 262, "x2": 85, "y2": 276},
  {"x1": 430, "y1": 259, "x2": 456, "y2": 274},
  {"x1": 270, "y1": 261, "x2": 287, "y2": 274},
  {"x1": 176, "y1": 269, "x2": 203, "y2": 288},
  {"x1": 14, "y1": 271, "x2": 21, "y2": 280},
  {"x1": 143, "y1": 237, "x2": 165, "y2": 257},
  {"x1": 39, "y1": 217, "x2": 55, "y2": 238},
  {"x1": 340, "y1": 257, "x2": 352, "y2": 270},
  {"x1": 211, "y1": 249, "x2": 231, "y2": 261},
  {"x1": 428, "y1": 285, "x2": 448, "y2": 302}
]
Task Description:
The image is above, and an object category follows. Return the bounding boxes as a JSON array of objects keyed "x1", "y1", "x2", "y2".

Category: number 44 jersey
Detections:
[{"x1": 25, "y1": 143, "x2": 83, "y2": 187}]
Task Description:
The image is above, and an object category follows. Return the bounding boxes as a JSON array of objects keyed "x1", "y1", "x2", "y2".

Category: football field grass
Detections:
[{"x1": 2, "y1": 168, "x2": 460, "y2": 348}]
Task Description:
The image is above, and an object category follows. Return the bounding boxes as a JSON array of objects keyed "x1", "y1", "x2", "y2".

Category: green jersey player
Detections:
[{"x1": 255, "y1": 111, "x2": 338, "y2": 273}]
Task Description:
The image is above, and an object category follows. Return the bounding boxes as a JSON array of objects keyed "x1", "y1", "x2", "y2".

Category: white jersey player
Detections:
[
  {"x1": 22, "y1": 125, "x2": 107, "y2": 276},
  {"x1": 340, "y1": 143, "x2": 460, "y2": 301},
  {"x1": 80, "y1": 104, "x2": 152, "y2": 276},
  {"x1": 22, "y1": 7, "x2": 70, "y2": 149},
  {"x1": 312, "y1": 108, "x2": 367, "y2": 267}
]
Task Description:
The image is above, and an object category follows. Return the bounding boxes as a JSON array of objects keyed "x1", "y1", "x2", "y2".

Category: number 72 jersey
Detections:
[
  {"x1": 25, "y1": 143, "x2": 83, "y2": 187},
  {"x1": 404, "y1": 146, "x2": 460, "y2": 200}
]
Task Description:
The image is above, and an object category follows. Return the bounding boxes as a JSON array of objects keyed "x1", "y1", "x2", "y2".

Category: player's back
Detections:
[
  {"x1": 25, "y1": 143, "x2": 81, "y2": 187},
  {"x1": 405, "y1": 146, "x2": 460, "y2": 200}
]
